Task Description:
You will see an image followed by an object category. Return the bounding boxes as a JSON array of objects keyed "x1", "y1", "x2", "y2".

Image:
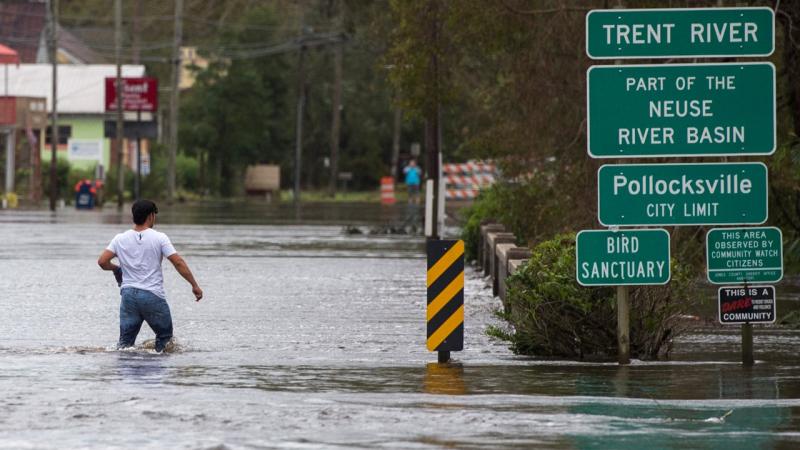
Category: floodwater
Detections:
[{"x1": 1, "y1": 202, "x2": 799, "y2": 449}]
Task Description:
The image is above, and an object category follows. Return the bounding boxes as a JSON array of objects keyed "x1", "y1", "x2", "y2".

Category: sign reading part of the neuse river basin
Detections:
[
  {"x1": 597, "y1": 162, "x2": 768, "y2": 227},
  {"x1": 587, "y1": 63, "x2": 775, "y2": 158},
  {"x1": 718, "y1": 285, "x2": 776, "y2": 325},
  {"x1": 586, "y1": 7, "x2": 774, "y2": 59},
  {"x1": 706, "y1": 227, "x2": 783, "y2": 284},
  {"x1": 576, "y1": 229, "x2": 670, "y2": 286}
]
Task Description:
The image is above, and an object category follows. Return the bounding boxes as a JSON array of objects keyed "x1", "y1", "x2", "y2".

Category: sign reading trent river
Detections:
[
  {"x1": 586, "y1": 7, "x2": 774, "y2": 59},
  {"x1": 597, "y1": 163, "x2": 768, "y2": 227},
  {"x1": 706, "y1": 227, "x2": 782, "y2": 284},
  {"x1": 576, "y1": 229, "x2": 670, "y2": 286},
  {"x1": 587, "y1": 63, "x2": 775, "y2": 158}
]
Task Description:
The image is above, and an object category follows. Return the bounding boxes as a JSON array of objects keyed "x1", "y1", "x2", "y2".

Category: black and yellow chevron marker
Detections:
[{"x1": 427, "y1": 239, "x2": 464, "y2": 352}]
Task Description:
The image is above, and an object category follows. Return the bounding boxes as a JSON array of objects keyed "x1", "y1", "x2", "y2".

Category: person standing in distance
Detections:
[
  {"x1": 403, "y1": 159, "x2": 422, "y2": 204},
  {"x1": 97, "y1": 200, "x2": 202, "y2": 352}
]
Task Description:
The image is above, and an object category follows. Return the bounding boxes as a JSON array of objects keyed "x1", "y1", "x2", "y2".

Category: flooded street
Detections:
[{"x1": 1, "y1": 204, "x2": 799, "y2": 449}]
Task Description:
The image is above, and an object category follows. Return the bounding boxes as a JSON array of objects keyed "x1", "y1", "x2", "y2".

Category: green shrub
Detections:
[
  {"x1": 176, "y1": 153, "x2": 200, "y2": 193},
  {"x1": 41, "y1": 158, "x2": 72, "y2": 200},
  {"x1": 492, "y1": 232, "x2": 698, "y2": 360},
  {"x1": 460, "y1": 175, "x2": 596, "y2": 262},
  {"x1": 460, "y1": 186, "x2": 503, "y2": 261}
]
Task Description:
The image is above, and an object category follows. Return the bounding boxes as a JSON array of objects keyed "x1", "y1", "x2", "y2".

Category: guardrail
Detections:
[{"x1": 476, "y1": 222, "x2": 531, "y2": 311}]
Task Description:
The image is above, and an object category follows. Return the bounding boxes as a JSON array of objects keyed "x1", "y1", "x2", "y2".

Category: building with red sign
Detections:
[{"x1": 0, "y1": 63, "x2": 149, "y2": 193}]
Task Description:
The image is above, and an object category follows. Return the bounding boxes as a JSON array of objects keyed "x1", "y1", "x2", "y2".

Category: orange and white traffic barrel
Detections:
[{"x1": 380, "y1": 176, "x2": 396, "y2": 205}]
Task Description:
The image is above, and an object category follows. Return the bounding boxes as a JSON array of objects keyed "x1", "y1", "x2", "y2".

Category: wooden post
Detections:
[
  {"x1": 742, "y1": 323, "x2": 754, "y2": 366},
  {"x1": 617, "y1": 285, "x2": 630, "y2": 365},
  {"x1": 168, "y1": 0, "x2": 183, "y2": 203},
  {"x1": 114, "y1": 0, "x2": 124, "y2": 209},
  {"x1": 135, "y1": 110, "x2": 141, "y2": 200},
  {"x1": 293, "y1": 41, "x2": 306, "y2": 203},
  {"x1": 327, "y1": 38, "x2": 342, "y2": 197},
  {"x1": 48, "y1": 0, "x2": 59, "y2": 211}
]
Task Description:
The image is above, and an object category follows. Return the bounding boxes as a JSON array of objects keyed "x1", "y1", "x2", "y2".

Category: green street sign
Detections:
[
  {"x1": 576, "y1": 229, "x2": 670, "y2": 286},
  {"x1": 586, "y1": 7, "x2": 774, "y2": 59},
  {"x1": 587, "y1": 63, "x2": 775, "y2": 158},
  {"x1": 598, "y1": 163, "x2": 768, "y2": 227},
  {"x1": 706, "y1": 227, "x2": 783, "y2": 284}
]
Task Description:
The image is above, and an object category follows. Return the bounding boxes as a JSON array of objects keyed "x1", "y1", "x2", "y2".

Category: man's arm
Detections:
[
  {"x1": 167, "y1": 253, "x2": 203, "y2": 301},
  {"x1": 97, "y1": 250, "x2": 118, "y2": 271}
]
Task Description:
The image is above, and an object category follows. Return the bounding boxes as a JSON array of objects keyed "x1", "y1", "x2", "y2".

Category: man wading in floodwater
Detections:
[{"x1": 97, "y1": 200, "x2": 202, "y2": 352}]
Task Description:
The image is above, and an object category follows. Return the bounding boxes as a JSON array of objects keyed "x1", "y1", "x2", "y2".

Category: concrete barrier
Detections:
[
  {"x1": 484, "y1": 232, "x2": 515, "y2": 277},
  {"x1": 495, "y1": 246, "x2": 531, "y2": 302},
  {"x1": 507, "y1": 258, "x2": 527, "y2": 275},
  {"x1": 477, "y1": 223, "x2": 504, "y2": 269},
  {"x1": 476, "y1": 224, "x2": 533, "y2": 309},
  {"x1": 494, "y1": 243, "x2": 516, "y2": 297}
]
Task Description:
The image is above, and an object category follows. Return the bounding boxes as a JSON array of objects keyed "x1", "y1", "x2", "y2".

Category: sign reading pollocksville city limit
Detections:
[
  {"x1": 598, "y1": 163, "x2": 768, "y2": 226},
  {"x1": 576, "y1": 229, "x2": 670, "y2": 286},
  {"x1": 587, "y1": 63, "x2": 775, "y2": 158},
  {"x1": 706, "y1": 227, "x2": 783, "y2": 284},
  {"x1": 718, "y1": 285, "x2": 776, "y2": 325},
  {"x1": 586, "y1": 7, "x2": 774, "y2": 59}
]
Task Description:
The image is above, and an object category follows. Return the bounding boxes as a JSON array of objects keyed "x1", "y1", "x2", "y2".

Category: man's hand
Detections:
[
  {"x1": 168, "y1": 253, "x2": 202, "y2": 302},
  {"x1": 192, "y1": 285, "x2": 203, "y2": 302}
]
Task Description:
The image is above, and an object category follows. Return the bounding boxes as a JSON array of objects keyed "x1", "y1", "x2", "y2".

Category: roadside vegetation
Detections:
[{"x1": 487, "y1": 233, "x2": 698, "y2": 360}]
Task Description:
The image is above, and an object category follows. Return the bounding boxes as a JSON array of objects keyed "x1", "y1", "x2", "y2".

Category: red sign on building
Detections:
[
  {"x1": 0, "y1": 97, "x2": 16, "y2": 125},
  {"x1": 105, "y1": 77, "x2": 158, "y2": 112}
]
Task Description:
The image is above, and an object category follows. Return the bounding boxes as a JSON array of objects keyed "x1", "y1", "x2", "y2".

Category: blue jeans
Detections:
[{"x1": 119, "y1": 287, "x2": 173, "y2": 352}]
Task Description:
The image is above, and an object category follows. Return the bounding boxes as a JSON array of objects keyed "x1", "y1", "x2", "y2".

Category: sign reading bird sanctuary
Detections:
[
  {"x1": 587, "y1": 63, "x2": 775, "y2": 158},
  {"x1": 576, "y1": 229, "x2": 670, "y2": 286},
  {"x1": 597, "y1": 163, "x2": 768, "y2": 227},
  {"x1": 586, "y1": 7, "x2": 774, "y2": 59},
  {"x1": 706, "y1": 227, "x2": 783, "y2": 284}
]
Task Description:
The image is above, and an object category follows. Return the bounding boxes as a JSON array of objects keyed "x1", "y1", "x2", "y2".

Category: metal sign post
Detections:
[
  {"x1": 135, "y1": 110, "x2": 141, "y2": 200},
  {"x1": 718, "y1": 284, "x2": 776, "y2": 366},
  {"x1": 104, "y1": 76, "x2": 158, "y2": 202},
  {"x1": 427, "y1": 239, "x2": 464, "y2": 363}
]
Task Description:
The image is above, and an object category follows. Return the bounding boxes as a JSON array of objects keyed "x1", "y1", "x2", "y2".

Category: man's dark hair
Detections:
[{"x1": 131, "y1": 200, "x2": 158, "y2": 225}]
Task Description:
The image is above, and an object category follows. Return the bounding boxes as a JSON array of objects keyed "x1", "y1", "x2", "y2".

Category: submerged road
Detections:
[{"x1": 0, "y1": 204, "x2": 799, "y2": 449}]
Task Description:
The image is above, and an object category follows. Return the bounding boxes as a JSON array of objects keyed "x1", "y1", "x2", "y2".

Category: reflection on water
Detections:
[
  {"x1": 0, "y1": 205, "x2": 798, "y2": 448},
  {"x1": 115, "y1": 353, "x2": 167, "y2": 385},
  {"x1": 424, "y1": 363, "x2": 467, "y2": 395}
]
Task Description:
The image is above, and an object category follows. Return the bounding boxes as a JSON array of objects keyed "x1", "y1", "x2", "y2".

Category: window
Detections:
[{"x1": 45, "y1": 125, "x2": 72, "y2": 146}]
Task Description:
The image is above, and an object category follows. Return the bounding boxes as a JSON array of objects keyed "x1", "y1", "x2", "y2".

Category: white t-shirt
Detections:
[{"x1": 106, "y1": 228, "x2": 177, "y2": 299}]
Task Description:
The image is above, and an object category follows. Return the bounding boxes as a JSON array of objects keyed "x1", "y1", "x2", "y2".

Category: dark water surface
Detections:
[{"x1": 1, "y1": 203, "x2": 799, "y2": 449}]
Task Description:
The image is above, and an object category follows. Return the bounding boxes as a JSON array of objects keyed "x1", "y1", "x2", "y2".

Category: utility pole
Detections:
[
  {"x1": 48, "y1": 0, "x2": 59, "y2": 212},
  {"x1": 424, "y1": 0, "x2": 446, "y2": 364},
  {"x1": 390, "y1": 107, "x2": 401, "y2": 179},
  {"x1": 425, "y1": 0, "x2": 441, "y2": 241},
  {"x1": 293, "y1": 35, "x2": 307, "y2": 203},
  {"x1": 168, "y1": 0, "x2": 183, "y2": 203},
  {"x1": 132, "y1": 0, "x2": 142, "y2": 64},
  {"x1": 114, "y1": 0, "x2": 124, "y2": 210},
  {"x1": 327, "y1": 38, "x2": 342, "y2": 197}
]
